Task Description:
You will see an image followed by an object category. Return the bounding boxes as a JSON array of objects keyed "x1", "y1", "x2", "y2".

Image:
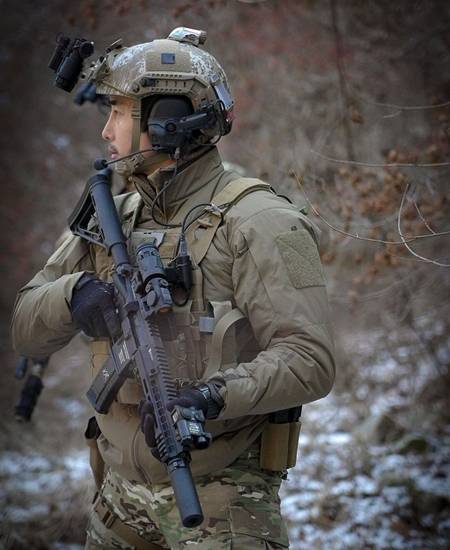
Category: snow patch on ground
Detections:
[
  {"x1": 2, "y1": 327, "x2": 449, "y2": 548},
  {"x1": 0, "y1": 449, "x2": 91, "y2": 514},
  {"x1": 281, "y1": 385, "x2": 450, "y2": 550}
]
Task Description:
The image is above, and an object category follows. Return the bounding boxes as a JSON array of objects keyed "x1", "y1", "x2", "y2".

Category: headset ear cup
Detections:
[{"x1": 146, "y1": 96, "x2": 194, "y2": 153}]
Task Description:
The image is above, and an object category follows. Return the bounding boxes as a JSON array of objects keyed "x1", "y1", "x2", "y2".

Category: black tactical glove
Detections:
[
  {"x1": 70, "y1": 273, "x2": 121, "y2": 338},
  {"x1": 138, "y1": 383, "x2": 224, "y2": 460},
  {"x1": 169, "y1": 384, "x2": 224, "y2": 420}
]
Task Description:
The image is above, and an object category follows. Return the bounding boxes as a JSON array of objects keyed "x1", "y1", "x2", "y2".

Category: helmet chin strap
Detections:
[
  {"x1": 131, "y1": 100, "x2": 142, "y2": 153},
  {"x1": 114, "y1": 99, "x2": 172, "y2": 177}
]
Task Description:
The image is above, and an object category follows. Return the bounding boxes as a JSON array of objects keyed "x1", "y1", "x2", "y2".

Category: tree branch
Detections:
[
  {"x1": 295, "y1": 173, "x2": 450, "y2": 244},
  {"x1": 397, "y1": 183, "x2": 450, "y2": 267},
  {"x1": 413, "y1": 198, "x2": 436, "y2": 234},
  {"x1": 346, "y1": 87, "x2": 450, "y2": 111},
  {"x1": 310, "y1": 149, "x2": 450, "y2": 168}
]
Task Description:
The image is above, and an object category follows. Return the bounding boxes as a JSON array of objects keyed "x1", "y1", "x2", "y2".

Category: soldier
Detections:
[{"x1": 11, "y1": 28, "x2": 335, "y2": 549}]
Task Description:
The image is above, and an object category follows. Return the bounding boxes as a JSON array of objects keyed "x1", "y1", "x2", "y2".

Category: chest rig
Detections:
[{"x1": 89, "y1": 177, "x2": 273, "y2": 407}]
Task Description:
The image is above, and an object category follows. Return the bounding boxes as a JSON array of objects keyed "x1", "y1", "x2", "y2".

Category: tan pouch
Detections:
[{"x1": 260, "y1": 420, "x2": 302, "y2": 471}]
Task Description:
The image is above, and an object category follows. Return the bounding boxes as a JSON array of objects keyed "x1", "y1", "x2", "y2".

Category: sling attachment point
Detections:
[{"x1": 203, "y1": 307, "x2": 245, "y2": 380}]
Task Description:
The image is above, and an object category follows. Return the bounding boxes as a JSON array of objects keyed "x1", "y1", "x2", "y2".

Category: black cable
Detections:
[
  {"x1": 181, "y1": 203, "x2": 223, "y2": 233},
  {"x1": 168, "y1": 202, "x2": 223, "y2": 260},
  {"x1": 148, "y1": 145, "x2": 215, "y2": 229},
  {"x1": 150, "y1": 160, "x2": 181, "y2": 228}
]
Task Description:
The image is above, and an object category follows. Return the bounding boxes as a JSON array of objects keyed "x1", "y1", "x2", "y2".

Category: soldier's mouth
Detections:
[{"x1": 108, "y1": 146, "x2": 119, "y2": 159}]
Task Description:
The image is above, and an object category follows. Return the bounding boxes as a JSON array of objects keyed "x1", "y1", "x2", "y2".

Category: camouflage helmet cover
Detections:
[{"x1": 85, "y1": 28, "x2": 234, "y2": 142}]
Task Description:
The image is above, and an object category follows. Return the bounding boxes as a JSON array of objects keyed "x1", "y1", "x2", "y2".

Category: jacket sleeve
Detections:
[
  {"x1": 211, "y1": 202, "x2": 336, "y2": 420},
  {"x1": 11, "y1": 233, "x2": 94, "y2": 357}
]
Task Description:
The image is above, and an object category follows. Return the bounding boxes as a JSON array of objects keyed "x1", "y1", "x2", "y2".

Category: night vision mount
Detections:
[{"x1": 49, "y1": 34, "x2": 94, "y2": 92}]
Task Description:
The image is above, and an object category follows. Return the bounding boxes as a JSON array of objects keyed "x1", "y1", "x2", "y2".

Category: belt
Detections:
[{"x1": 92, "y1": 492, "x2": 165, "y2": 550}]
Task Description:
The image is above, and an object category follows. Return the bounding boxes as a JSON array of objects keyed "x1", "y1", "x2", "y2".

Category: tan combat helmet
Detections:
[{"x1": 83, "y1": 27, "x2": 233, "y2": 172}]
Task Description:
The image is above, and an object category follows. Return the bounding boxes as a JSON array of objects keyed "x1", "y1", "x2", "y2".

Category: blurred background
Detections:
[{"x1": 0, "y1": 1, "x2": 449, "y2": 548}]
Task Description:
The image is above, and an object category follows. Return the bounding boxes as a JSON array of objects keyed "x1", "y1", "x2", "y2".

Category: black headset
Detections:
[{"x1": 146, "y1": 96, "x2": 229, "y2": 155}]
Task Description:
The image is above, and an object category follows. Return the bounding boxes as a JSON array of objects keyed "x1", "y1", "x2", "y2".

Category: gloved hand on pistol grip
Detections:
[
  {"x1": 70, "y1": 273, "x2": 121, "y2": 338},
  {"x1": 138, "y1": 385, "x2": 224, "y2": 460},
  {"x1": 138, "y1": 390, "x2": 209, "y2": 461},
  {"x1": 168, "y1": 387, "x2": 209, "y2": 416}
]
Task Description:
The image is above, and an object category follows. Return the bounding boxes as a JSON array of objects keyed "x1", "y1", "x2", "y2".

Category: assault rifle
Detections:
[
  {"x1": 14, "y1": 356, "x2": 48, "y2": 421},
  {"x1": 68, "y1": 167, "x2": 210, "y2": 528}
]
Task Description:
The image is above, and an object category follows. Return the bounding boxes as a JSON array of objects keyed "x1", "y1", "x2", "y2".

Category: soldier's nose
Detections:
[{"x1": 101, "y1": 116, "x2": 114, "y2": 142}]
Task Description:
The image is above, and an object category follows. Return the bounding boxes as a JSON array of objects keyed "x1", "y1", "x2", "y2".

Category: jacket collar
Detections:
[{"x1": 132, "y1": 146, "x2": 230, "y2": 224}]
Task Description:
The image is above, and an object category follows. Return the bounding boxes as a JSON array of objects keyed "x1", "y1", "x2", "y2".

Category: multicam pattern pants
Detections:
[{"x1": 85, "y1": 447, "x2": 289, "y2": 549}]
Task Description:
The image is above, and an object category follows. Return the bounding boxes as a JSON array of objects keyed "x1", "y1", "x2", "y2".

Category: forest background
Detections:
[{"x1": 0, "y1": 1, "x2": 449, "y2": 548}]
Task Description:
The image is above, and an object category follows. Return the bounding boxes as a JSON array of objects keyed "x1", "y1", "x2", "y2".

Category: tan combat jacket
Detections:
[{"x1": 11, "y1": 147, "x2": 335, "y2": 484}]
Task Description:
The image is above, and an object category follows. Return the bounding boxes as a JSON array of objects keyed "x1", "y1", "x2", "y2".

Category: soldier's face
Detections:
[{"x1": 102, "y1": 96, "x2": 152, "y2": 160}]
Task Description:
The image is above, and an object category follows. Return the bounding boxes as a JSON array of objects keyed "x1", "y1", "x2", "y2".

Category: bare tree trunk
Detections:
[{"x1": 330, "y1": 0, "x2": 355, "y2": 161}]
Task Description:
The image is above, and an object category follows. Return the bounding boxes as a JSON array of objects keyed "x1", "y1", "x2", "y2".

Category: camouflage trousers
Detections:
[{"x1": 85, "y1": 446, "x2": 289, "y2": 549}]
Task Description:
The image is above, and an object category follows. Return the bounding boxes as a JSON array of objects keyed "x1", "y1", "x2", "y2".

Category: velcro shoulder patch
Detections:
[{"x1": 275, "y1": 229, "x2": 325, "y2": 289}]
